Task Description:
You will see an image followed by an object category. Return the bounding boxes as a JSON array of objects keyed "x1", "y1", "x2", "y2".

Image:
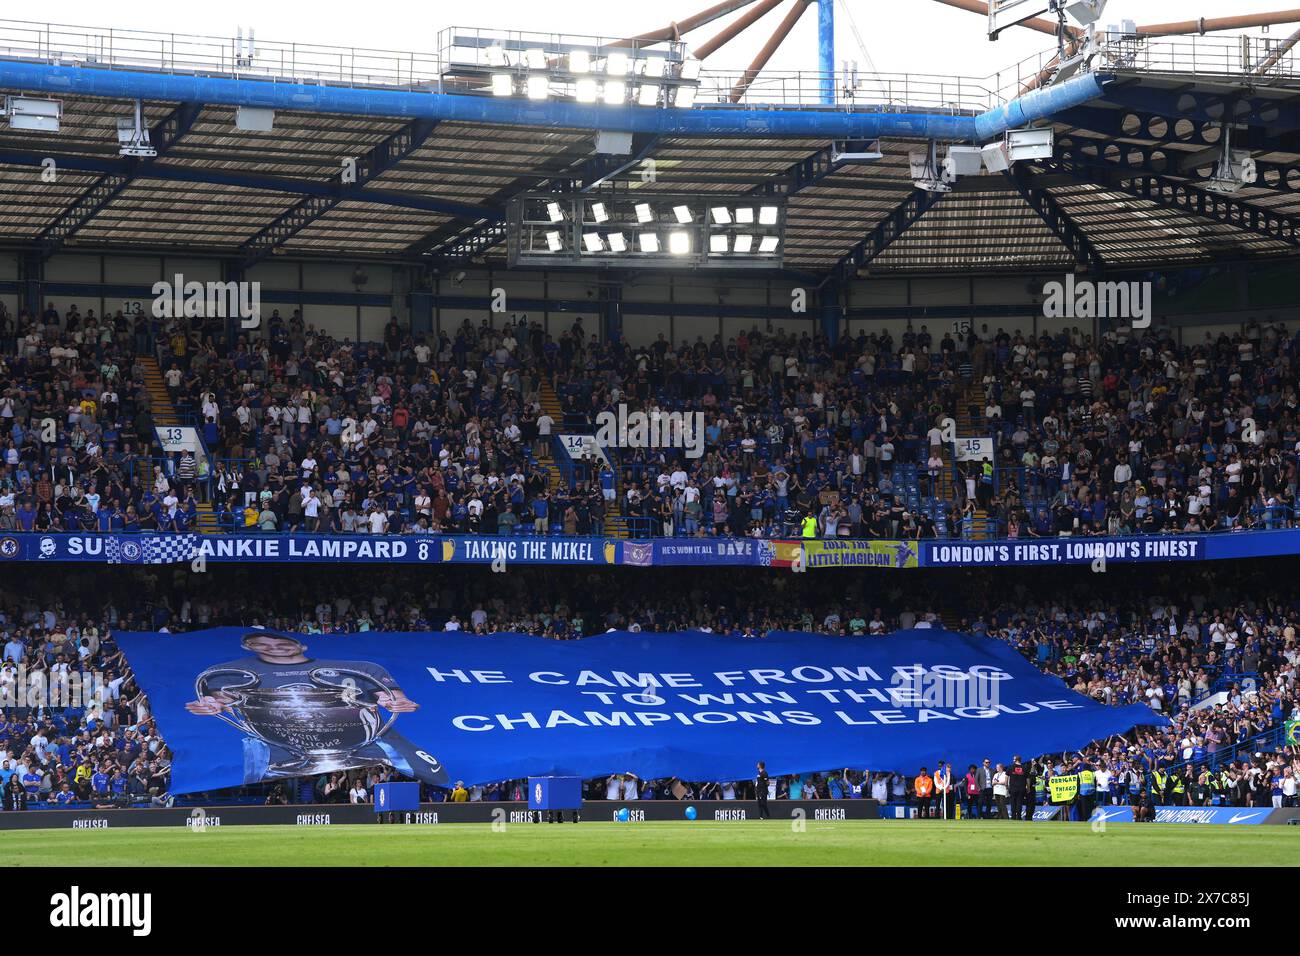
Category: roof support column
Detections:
[
  {"x1": 819, "y1": 276, "x2": 843, "y2": 344},
  {"x1": 21, "y1": 251, "x2": 43, "y2": 318},
  {"x1": 818, "y1": 0, "x2": 835, "y2": 105}
]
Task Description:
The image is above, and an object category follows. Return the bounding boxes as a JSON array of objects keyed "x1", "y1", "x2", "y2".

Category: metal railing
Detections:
[
  {"x1": 5, "y1": 19, "x2": 1299, "y2": 128},
  {"x1": 0, "y1": 19, "x2": 444, "y2": 90},
  {"x1": 703, "y1": 70, "x2": 998, "y2": 113},
  {"x1": 1096, "y1": 32, "x2": 1300, "y2": 81},
  {"x1": 0, "y1": 17, "x2": 1005, "y2": 111},
  {"x1": 1152, "y1": 723, "x2": 1289, "y2": 795},
  {"x1": 436, "y1": 25, "x2": 689, "y2": 69}
]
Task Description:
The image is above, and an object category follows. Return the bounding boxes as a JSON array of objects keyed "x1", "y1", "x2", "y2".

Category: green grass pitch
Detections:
[{"x1": 1, "y1": 820, "x2": 1293, "y2": 866}]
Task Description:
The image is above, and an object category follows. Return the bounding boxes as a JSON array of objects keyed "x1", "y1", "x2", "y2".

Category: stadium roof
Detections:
[{"x1": 2, "y1": 20, "x2": 1300, "y2": 278}]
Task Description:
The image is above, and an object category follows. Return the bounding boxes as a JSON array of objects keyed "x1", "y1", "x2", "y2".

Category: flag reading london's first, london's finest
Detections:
[{"x1": 114, "y1": 627, "x2": 1165, "y2": 795}]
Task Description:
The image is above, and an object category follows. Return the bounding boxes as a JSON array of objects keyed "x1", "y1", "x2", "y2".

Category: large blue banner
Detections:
[
  {"x1": 6, "y1": 529, "x2": 1300, "y2": 567},
  {"x1": 115, "y1": 627, "x2": 1164, "y2": 795},
  {"x1": 921, "y1": 530, "x2": 1300, "y2": 567},
  {"x1": 923, "y1": 536, "x2": 1209, "y2": 568},
  {"x1": 0, "y1": 533, "x2": 619, "y2": 566}
]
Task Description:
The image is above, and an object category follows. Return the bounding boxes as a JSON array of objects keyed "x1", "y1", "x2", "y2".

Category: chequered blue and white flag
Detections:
[
  {"x1": 144, "y1": 534, "x2": 201, "y2": 565},
  {"x1": 104, "y1": 535, "x2": 144, "y2": 564}
]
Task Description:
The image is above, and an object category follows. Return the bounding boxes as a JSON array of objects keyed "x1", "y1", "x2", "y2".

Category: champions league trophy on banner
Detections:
[{"x1": 194, "y1": 666, "x2": 399, "y2": 777}]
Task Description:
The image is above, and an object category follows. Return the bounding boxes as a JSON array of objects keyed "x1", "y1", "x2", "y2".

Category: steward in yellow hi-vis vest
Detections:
[
  {"x1": 1170, "y1": 771, "x2": 1186, "y2": 806},
  {"x1": 801, "y1": 515, "x2": 818, "y2": 538},
  {"x1": 1076, "y1": 765, "x2": 1096, "y2": 821},
  {"x1": 1152, "y1": 769, "x2": 1168, "y2": 805}
]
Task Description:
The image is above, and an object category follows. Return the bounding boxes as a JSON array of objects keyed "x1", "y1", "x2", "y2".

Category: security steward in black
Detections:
[
  {"x1": 755, "y1": 761, "x2": 771, "y2": 819},
  {"x1": 1008, "y1": 755, "x2": 1029, "y2": 820}
]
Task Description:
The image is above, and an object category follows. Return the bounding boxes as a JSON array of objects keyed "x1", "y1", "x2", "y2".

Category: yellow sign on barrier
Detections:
[{"x1": 802, "y1": 539, "x2": 919, "y2": 570}]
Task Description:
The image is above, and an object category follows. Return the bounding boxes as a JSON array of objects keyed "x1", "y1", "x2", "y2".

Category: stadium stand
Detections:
[{"x1": 4, "y1": 303, "x2": 1300, "y2": 542}]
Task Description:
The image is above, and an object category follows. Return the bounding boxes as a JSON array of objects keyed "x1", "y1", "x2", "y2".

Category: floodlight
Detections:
[
  {"x1": 525, "y1": 48, "x2": 547, "y2": 70},
  {"x1": 680, "y1": 58, "x2": 702, "y2": 80},
  {"x1": 569, "y1": 50, "x2": 591, "y2": 74},
  {"x1": 946, "y1": 146, "x2": 984, "y2": 177},
  {"x1": 6, "y1": 97, "x2": 62, "y2": 133},
  {"x1": 575, "y1": 78, "x2": 599, "y2": 102},
  {"x1": 1064, "y1": 0, "x2": 1108, "y2": 27},
  {"x1": 674, "y1": 86, "x2": 696, "y2": 108},
  {"x1": 711, "y1": 206, "x2": 732, "y2": 225},
  {"x1": 603, "y1": 81, "x2": 626, "y2": 105},
  {"x1": 735, "y1": 207, "x2": 754, "y2": 224},
  {"x1": 644, "y1": 57, "x2": 666, "y2": 78},
  {"x1": 758, "y1": 206, "x2": 778, "y2": 225},
  {"x1": 491, "y1": 73, "x2": 513, "y2": 96},
  {"x1": 710, "y1": 235, "x2": 729, "y2": 253},
  {"x1": 673, "y1": 205, "x2": 693, "y2": 224},
  {"x1": 547, "y1": 201, "x2": 564, "y2": 223},
  {"x1": 545, "y1": 231, "x2": 563, "y2": 251},
  {"x1": 118, "y1": 98, "x2": 159, "y2": 155},
  {"x1": 1005, "y1": 127, "x2": 1054, "y2": 161},
  {"x1": 233, "y1": 106, "x2": 274, "y2": 133},
  {"x1": 759, "y1": 236, "x2": 779, "y2": 252},
  {"x1": 639, "y1": 233, "x2": 660, "y2": 252},
  {"x1": 635, "y1": 203, "x2": 654, "y2": 223},
  {"x1": 668, "y1": 231, "x2": 690, "y2": 254},
  {"x1": 583, "y1": 232, "x2": 604, "y2": 252},
  {"x1": 526, "y1": 75, "x2": 550, "y2": 100},
  {"x1": 638, "y1": 84, "x2": 660, "y2": 107},
  {"x1": 980, "y1": 142, "x2": 1011, "y2": 173},
  {"x1": 485, "y1": 46, "x2": 507, "y2": 67},
  {"x1": 606, "y1": 52, "x2": 630, "y2": 76},
  {"x1": 607, "y1": 232, "x2": 627, "y2": 252},
  {"x1": 733, "y1": 234, "x2": 754, "y2": 253},
  {"x1": 591, "y1": 202, "x2": 609, "y2": 223}
]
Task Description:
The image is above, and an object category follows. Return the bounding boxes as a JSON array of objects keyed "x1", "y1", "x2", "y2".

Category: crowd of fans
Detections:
[
  {"x1": 1, "y1": 299, "x2": 1298, "y2": 815},
  {"x1": 0, "y1": 563, "x2": 1295, "y2": 812},
  {"x1": 4, "y1": 300, "x2": 1300, "y2": 539}
]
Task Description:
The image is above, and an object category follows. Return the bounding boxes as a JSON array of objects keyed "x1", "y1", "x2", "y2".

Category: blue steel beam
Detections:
[
  {"x1": 37, "y1": 101, "x2": 202, "y2": 257},
  {"x1": 1100, "y1": 86, "x2": 1300, "y2": 132},
  {"x1": 973, "y1": 72, "x2": 1113, "y2": 142},
  {"x1": 1033, "y1": 158, "x2": 1300, "y2": 247},
  {"x1": 0, "y1": 150, "x2": 499, "y2": 219},
  {"x1": 817, "y1": 0, "x2": 835, "y2": 106},
  {"x1": 1055, "y1": 137, "x2": 1300, "y2": 196},
  {"x1": 1053, "y1": 106, "x2": 1300, "y2": 155},
  {"x1": 1003, "y1": 165, "x2": 1104, "y2": 273},
  {"x1": 750, "y1": 139, "x2": 879, "y2": 196},
  {"x1": 0, "y1": 59, "x2": 1110, "y2": 141},
  {"x1": 831, "y1": 188, "x2": 945, "y2": 280},
  {"x1": 241, "y1": 118, "x2": 439, "y2": 267}
]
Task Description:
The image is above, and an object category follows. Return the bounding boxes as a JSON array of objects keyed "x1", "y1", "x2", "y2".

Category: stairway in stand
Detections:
[
  {"x1": 538, "y1": 376, "x2": 632, "y2": 539},
  {"x1": 537, "y1": 377, "x2": 565, "y2": 497},
  {"x1": 955, "y1": 379, "x2": 991, "y2": 539},
  {"x1": 139, "y1": 355, "x2": 219, "y2": 534},
  {"x1": 139, "y1": 356, "x2": 181, "y2": 427}
]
